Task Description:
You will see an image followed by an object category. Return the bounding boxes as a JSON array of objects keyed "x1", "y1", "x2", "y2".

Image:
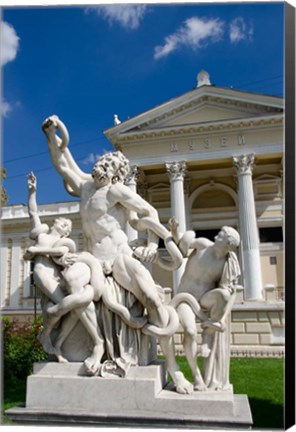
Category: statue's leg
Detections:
[
  {"x1": 38, "y1": 299, "x2": 62, "y2": 355},
  {"x1": 47, "y1": 284, "x2": 94, "y2": 319},
  {"x1": 53, "y1": 311, "x2": 79, "y2": 362},
  {"x1": 177, "y1": 303, "x2": 207, "y2": 390},
  {"x1": 33, "y1": 270, "x2": 65, "y2": 304},
  {"x1": 199, "y1": 289, "x2": 231, "y2": 359},
  {"x1": 33, "y1": 274, "x2": 65, "y2": 354},
  {"x1": 79, "y1": 302, "x2": 105, "y2": 375},
  {"x1": 158, "y1": 335, "x2": 193, "y2": 394},
  {"x1": 113, "y1": 254, "x2": 168, "y2": 328},
  {"x1": 50, "y1": 263, "x2": 104, "y2": 371},
  {"x1": 200, "y1": 288, "x2": 231, "y2": 321}
]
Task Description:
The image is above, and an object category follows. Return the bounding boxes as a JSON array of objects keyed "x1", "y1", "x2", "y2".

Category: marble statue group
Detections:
[{"x1": 24, "y1": 115, "x2": 241, "y2": 394}]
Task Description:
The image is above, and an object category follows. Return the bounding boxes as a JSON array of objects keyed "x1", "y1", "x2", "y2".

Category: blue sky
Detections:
[{"x1": 1, "y1": 2, "x2": 285, "y2": 206}]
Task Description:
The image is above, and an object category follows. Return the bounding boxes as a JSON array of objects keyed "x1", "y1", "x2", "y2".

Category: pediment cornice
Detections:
[
  {"x1": 105, "y1": 86, "x2": 283, "y2": 145},
  {"x1": 111, "y1": 113, "x2": 283, "y2": 146}
]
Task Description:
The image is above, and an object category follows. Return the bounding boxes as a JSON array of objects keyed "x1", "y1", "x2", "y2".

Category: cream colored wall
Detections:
[{"x1": 261, "y1": 251, "x2": 284, "y2": 292}]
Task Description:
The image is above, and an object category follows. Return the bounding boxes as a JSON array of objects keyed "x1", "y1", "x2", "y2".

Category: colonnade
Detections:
[{"x1": 125, "y1": 154, "x2": 263, "y2": 300}]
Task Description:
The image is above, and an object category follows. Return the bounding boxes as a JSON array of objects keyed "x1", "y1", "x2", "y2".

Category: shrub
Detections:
[{"x1": 2, "y1": 315, "x2": 48, "y2": 381}]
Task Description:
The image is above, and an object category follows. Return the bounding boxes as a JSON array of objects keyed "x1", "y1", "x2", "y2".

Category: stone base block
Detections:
[{"x1": 6, "y1": 361, "x2": 253, "y2": 428}]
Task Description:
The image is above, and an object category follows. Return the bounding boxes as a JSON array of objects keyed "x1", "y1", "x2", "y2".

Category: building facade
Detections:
[{"x1": 1, "y1": 72, "x2": 284, "y2": 356}]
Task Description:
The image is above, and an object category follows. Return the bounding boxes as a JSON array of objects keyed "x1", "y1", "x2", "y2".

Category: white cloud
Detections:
[
  {"x1": 0, "y1": 21, "x2": 20, "y2": 66},
  {"x1": 154, "y1": 17, "x2": 224, "y2": 60},
  {"x1": 82, "y1": 153, "x2": 100, "y2": 165},
  {"x1": 85, "y1": 5, "x2": 149, "y2": 30},
  {"x1": 230, "y1": 17, "x2": 254, "y2": 43},
  {"x1": 0, "y1": 99, "x2": 12, "y2": 117}
]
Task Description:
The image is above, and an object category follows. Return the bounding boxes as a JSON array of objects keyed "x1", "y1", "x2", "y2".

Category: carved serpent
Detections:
[
  {"x1": 142, "y1": 292, "x2": 209, "y2": 337},
  {"x1": 52, "y1": 220, "x2": 207, "y2": 337},
  {"x1": 129, "y1": 214, "x2": 184, "y2": 271},
  {"x1": 52, "y1": 242, "x2": 147, "y2": 330}
]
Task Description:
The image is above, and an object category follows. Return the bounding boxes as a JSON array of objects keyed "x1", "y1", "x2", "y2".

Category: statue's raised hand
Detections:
[
  {"x1": 27, "y1": 171, "x2": 37, "y2": 192},
  {"x1": 42, "y1": 115, "x2": 69, "y2": 151},
  {"x1": 168, "y1": 216, "x2": 179, "y2": 233},
  {"x1": 133, "y1": 245, "x2": 158, "y2": 264},
  {"x1": 42, "y1": 115, "x2": 59, "y2": 134}
]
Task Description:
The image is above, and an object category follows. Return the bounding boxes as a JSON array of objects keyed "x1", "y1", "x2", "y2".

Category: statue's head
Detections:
[
  {"x1": 215, "y1": 226, "x2": 240, "y2": 252},
  {"x1": 92, "y1": 151, "x2": 130, "y2": 184},
  {"x1": 53, "y1": 217, "x2": 72, "y2": 237}
]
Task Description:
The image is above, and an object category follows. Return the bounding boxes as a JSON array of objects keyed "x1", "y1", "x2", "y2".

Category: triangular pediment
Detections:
[
  {"x1": 147, "y1": 103, "x2": 262, "y2": 129},
  {"x1": 105, "y1": 85, "x2": 284, "y2": 142}
]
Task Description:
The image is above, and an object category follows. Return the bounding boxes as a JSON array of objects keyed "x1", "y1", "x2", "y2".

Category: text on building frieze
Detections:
[{"x1": 170, "y1": 134, "x2": 246, "y2": 152}]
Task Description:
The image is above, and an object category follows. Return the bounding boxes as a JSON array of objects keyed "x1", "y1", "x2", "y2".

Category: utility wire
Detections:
[
  {"x1": 3, "y1": 75, "x2": 284, "y2": 166},
  {"x1": 6, "y1": 155, "x2": 89, "y2": 180},
  {"x1": 3, "y1": 136, "x2": 106, "y2": 164},
  {"x1": 232, "y1": 74, "x2": 283, "y2": 89}
]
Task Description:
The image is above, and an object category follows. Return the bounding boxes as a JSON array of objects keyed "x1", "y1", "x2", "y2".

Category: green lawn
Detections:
[
  {"x1": 2, "y1": 357, "x2": 284, "y2": 429},
  {"x1": 175, "y1": 356, "x2": 284, "y2": 429}
]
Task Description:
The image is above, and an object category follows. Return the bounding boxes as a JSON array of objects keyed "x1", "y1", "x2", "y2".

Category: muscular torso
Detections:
[
  {"x1": 33, "y1": 233, "x2": 61, "y2": 280},
  {"x1": 177, "y1": 239, "x2": 226, "y2": 301},
  {"x1": 80, "y1": 181, "x2": 132, "y2": 261}
]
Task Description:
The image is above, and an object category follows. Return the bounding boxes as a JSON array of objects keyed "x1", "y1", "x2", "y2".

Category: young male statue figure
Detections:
[
  {"x1": 42, "y1": 115, "x2": 193, "y2": 394},
  {"x1": 171, "y1": 222, "x2": 241, "y2": 390}
]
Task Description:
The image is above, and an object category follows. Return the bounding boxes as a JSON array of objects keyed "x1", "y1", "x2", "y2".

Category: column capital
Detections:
[
  {"x1": 165, "y1": 160, "x2": 187, "y2": 181},
  {"x1": 233, "y1": 154, "x2": 255, "y2": 176}
]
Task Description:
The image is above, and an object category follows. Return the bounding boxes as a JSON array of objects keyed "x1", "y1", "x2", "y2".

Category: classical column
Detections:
[
  {"x1": 165, "y1": 160, "x2": 187, "y2": 292},
  {"x1": 233, "y1": 154, "x2": 263, "y2": 300},
  {"x1": 184, "y1": 177, "x2": 191, "y2": 229},
  {"x1": 125, "y1": 165, "x2": 139, "y2": 242}
]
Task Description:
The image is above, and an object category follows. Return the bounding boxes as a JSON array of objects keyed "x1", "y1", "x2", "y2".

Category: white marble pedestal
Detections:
[{"x1": 6, "y1": 361, "x2": 253, "y2": 428}]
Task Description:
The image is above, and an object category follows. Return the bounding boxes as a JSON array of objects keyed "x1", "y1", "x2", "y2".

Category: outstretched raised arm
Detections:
[
  {"x1": 42, "y1": 115, "x2": 91, "y2": 197},
  {"x1": 27, "y1": 172, "x2": 41, "y2": 229}
]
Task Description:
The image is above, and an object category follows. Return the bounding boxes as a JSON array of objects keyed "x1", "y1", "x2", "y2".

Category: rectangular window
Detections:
[
  {"x1": 259, "y1": 227, "x2": 283, "y2": 243},
  {"x1": 270, "y1": 256, "x2": 277, "y2": 265}
]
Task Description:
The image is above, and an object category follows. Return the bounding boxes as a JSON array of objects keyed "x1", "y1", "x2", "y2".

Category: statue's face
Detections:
[
  {"x1": 53, "y1": 218, "x2": 72, "y2": 237},
  {"x1": 92, "y1": 156, "x2": 114, "y2": 184},
  {"x1": 214, "y1": 228, "x2": 229, "y2": 249}
]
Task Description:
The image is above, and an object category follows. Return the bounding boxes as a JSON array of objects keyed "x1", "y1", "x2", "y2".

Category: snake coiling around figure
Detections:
[
  {"x1": 52, "y1": 239, "x2": 147, "y2": 330},
  {"x1": 141, "y1": 292, "x2": 209, "y2": 337},
  {"x1": 51, "y1": 217, "x2": 209, "y2": 337}
]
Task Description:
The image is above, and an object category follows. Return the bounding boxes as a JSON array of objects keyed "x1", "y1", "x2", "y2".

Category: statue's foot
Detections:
[
  {"x1": 84, "y1": 345, "x2": 103, "y2": 376},
  {"x1": 200, "y1": 343, "x2": 211, "y2": 358},
  {"x1": 56, "y1": 353, "x2": 68, "y2": 363},
  {"x1": 174, "y1": 371, "x2": 194, "y2": 394},
  {"x1": 201, "y1": 320, "x2": 225, "y2": 332},
  {"x1": 84, "y1": 356, "x2": 102, "y2": 376},
  {"x1": 53, "y1": 346, "x2": 68, "y2": 363},
  {"x1": 194, "y1": 377, "x2": 207, "y2": 391}
]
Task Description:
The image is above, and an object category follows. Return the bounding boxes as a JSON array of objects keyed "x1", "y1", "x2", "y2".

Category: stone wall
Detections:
[{"x1": 163, "y1": 302, "x2": 284, "y2": 358}]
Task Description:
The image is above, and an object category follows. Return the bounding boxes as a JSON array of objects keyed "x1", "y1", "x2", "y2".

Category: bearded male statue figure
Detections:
[{"x1": 40, "y1": 114, "x2": 209, "y2": 394}]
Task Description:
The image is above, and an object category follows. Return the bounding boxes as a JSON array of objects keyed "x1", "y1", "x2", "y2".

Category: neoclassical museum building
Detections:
[{"x1": 1, "y1": 71, "x2": 284, "y2": 357}]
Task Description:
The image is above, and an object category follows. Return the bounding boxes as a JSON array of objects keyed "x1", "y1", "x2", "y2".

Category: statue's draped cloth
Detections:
[{"x1": 97, "y1": 276, "x2": 142, "y2": 377}]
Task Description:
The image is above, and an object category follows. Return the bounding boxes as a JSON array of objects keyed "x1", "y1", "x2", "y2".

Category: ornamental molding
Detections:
[
  {"x1": 165, "y1": 160, "x2": 187, "y2": 181},
  {"x1": 113, "y1": 114, "x2": 283, "y2": 146},
  {"x1": 233, "y1": 154, "x2": 255, "y2": 175},
  {"x1": 136, "y1": 96, "x2": 282, "y2": 131},
  {"x1": 189, "y1": 181, "x2": 238, "y2": 208},
  {"x1": 105, "y1": 87, "x2": 283, "y2": 142},
  {"x1": 1, "y1": 201, "x2": 80, "y2": 221}
]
